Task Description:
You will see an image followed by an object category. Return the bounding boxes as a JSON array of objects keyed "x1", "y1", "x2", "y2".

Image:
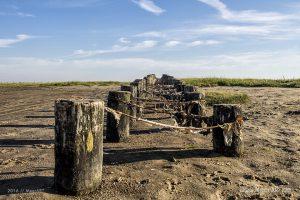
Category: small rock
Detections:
[
  {"x1": 268, "y1": 176, "x2": 289, "y2": 186},
  {"x1": 243, "y1": 174, "x2": 255, "y2": 180},
  {"x1": 250, "y1": 163, "x2": 258, "y2": 168},
  {"x1": 171, "y1": 179, "x2": 181, "y2": 185},
  {"x1": 114, "y1": 177, "x2": 122, "y2": 182},
  {"x1": 170, "y1": 157, "x2": 177, "y2": 162},
  {"x1": 227, "y1": 195, "x2": 237, "y2": 200},
  {"x1": 140, "y1": 179, "x2": 150, "y2": 184},
  {"x1": 165, "y1": 180, "x2": 173, "y2": 191},
  {"x1": 213, "y1": 176, "x2": 231, "y2": 183}
]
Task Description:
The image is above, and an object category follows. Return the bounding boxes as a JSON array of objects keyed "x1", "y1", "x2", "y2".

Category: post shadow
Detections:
[
  {"x1": 103, "y1": 147, "x2": 219, "y2": 165},
  {"x1": 130, "y1": 127, "x2": 170, "y2": 135},
  {"x1": 0, "y1": 124, "x2": 54, "y2": 129},
  {"x1": 25, "y1": 115, "x2": 54, "y2": 119},
  {"x1": 0, "y1": 176, "x2": 54, "y2": 195},
  {"x1": 0, "y1": 139, "x2": 53, "y2": 148}
]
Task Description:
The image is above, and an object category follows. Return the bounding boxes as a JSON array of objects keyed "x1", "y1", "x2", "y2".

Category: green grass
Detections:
[
  {"x1": 183, "y1": 78, "x2": 300, "y2": 88},
  {"x1": 0, "y1": 81, "x2": 126, "y2": 87},
  {"x1": 205, "y1": 91, "x2": 250, "y2": 106}
]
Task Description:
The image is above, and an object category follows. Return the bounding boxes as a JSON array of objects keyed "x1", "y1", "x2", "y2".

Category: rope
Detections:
[
  {"x1": 134, "y1": 97, "x2": 206, "y2": 105},
  {"x1": 104, "y1": 106, "x2": 235, "y2": 135}
]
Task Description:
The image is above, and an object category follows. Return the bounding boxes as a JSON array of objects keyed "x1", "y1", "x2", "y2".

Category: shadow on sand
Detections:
[
  {"x1": 104, "y1": 147, "x2": 219, "y2": 165},
  {"x1": 0, "y1": 139, "x2": 53, "y2": 147},
  {"x1": 130, "y1": 127, "x2": 171, "y2": 135},
  {"x1": 25, "y1": 115, "x2": 54, "y2": 119},
  {"x1": 0, "y1": 124, "x2": 54, "y2": 129},
  {"x1": 0, "y1": 176, "x2": 54, "y2": 195}
]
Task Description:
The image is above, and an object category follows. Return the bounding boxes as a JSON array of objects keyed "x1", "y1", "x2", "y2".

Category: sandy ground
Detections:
[{"x1": 0, "y1": 86, "x2": 299, "y2": 200}]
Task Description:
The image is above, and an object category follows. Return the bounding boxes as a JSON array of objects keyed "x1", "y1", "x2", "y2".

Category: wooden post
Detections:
[
  {"x1": 131, "y1": 81, "x2": 143, "y2": 117},
  {"x1": 183, "y1": 85, "x2": 197, "y2": 92},
  {"x1": 183, "y1": 92, "x2": 204, "y2": 101},
  {"x1": 181, "y1": 92, "x2": 206, "y2": 127},
  {"x1": 145, "y1": 74, "x2": 157, "y2": 88},
  {"x1": 160, "y1": 74, "x2": 176, "y2": 85},
  {"x1": 212, "y1": 104, "x2": 244, "y2": 157},
  {"x1": 106, "y1": 91, "x2": 131, "y2": 142},
  {"x1": 175, "y1": 83, "x2": 184, "y2": 92},
  {"x1": 132, "y1": 79, "x2": 145, "y2": 98},
  {"x1": 130, "y1": 80, "x2": 140, "y2": 97},
  {"x1": 54, "y1": 99, "x2": 104, "y2": 195},
  {"x1": 141, "y1": 78, "x2": 147, "y2": 94},
  {"x1": 120, "y1": 85, "x2": 137, "y2": 124}
]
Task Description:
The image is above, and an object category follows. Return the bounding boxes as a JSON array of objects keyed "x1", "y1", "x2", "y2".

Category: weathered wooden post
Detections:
[
  {"x1": 183, "y1": 85, "x2": 197, "y2": 93},
  {"x1": 182, "y1": 92, "x2": 206, "y2": 127},
  {"x1": 174, "y1": 80, "x2": 184, "y2": 92},
  {"x1": 54, "y1": 99, "x2": 104, "y2": 195},
  {"x1": 212, "y1": 104, "x2": 244, "y2": 157},
  {"x1": 131, "y1": 81, "x2": 143, "y2": 117},
  {"x1": 141, "y1": 78, "x2": 147, "y2": 96},
  {"x1": 145, "y1": 74, "x2": 157, "y2": 89},
  {"x1": 121, "y1": 85, "x2": 137, "y2": 125},
  {"x1": 183, "y1": 92, "x2": 204, "y2": 102},
  {"x1": 132, "y1": 79, "x2": 146, "y2": 98},
  {"x1": 106, "y1": 91, "x2": 131, "y2": 142},
  {"x1": 160, "y1": 74, "x2": 176, "y2": 85}
]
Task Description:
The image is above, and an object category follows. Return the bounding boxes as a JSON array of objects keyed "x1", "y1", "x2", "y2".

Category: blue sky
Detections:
[{"x1": 0, "y1": 0, "x2": 300, "y2": 82}]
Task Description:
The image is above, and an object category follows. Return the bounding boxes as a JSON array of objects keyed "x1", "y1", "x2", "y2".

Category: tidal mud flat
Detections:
[{"x1": 0, "y1": 86, "x2": 299, "y2": 199}]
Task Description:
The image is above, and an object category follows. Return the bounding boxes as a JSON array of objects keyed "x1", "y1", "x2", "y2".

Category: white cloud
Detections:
[
  {"x1": 134, "y1": 40, "x2": 158, "y2": 49},
  {"x1": 0, "y1": 11, "x2": 35, "y2": 17},
  {"x1": 73, "y1": 40, "x2": 158, "y2": 57},
  {"x1": 16, "y1": 12, "x2": 35, "y2": 17},
  {"x1": 188, "y1": 25, "x2": 273, "y2": 36},
  {"x1": 197, "y1": 0, "x2": 296, "y2": 23},
  {"x1": 165, "y1": 40, "x2": 181, "y2": 47},
  {"x1": 0, "y1": 34, "x2": 32, "y2": 48},
  {"x1": 187, "y1": 40, "x2": 221, "y2": 47},
  {"x1": 163, "y1": 40, "x2": 221, "y2": 48},
  {"x1": 135, "y1": 31, "x2": 166, "y2": 38},
  {"x1": 1, "y1": 51, "x2": 300, "y2": 81},
  {"x1": 132, "y1": 0, "x2": 165, "y2": 15},
  {"x1": 197, "y1": 0, "x2": 232, "y2": 19},
  {"x1": 118, "y1": 37, "x2": 131, "y2": 44},
  {"x1": 136, "y1": 23, "x2": 291, "y2": 42}
]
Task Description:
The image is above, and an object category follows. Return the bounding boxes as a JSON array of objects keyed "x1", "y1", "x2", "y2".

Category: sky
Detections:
[{"x1": 0, "y1": 0, "x2": 300, "y2": 82}]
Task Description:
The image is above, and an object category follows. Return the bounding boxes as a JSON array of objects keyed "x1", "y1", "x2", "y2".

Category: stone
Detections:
[{"x1": 140, "y1": 179, "x2": 150, "y2": 184}]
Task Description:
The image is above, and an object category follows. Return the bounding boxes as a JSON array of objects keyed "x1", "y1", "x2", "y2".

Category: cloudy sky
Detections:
[{"x1": 0, "y1": 0, "x2": 300, "y2": 82}]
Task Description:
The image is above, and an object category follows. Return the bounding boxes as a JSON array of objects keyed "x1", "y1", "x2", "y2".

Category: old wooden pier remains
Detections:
[{"x1": 54, "y1": 74, "x2": 244, "y2": 194}]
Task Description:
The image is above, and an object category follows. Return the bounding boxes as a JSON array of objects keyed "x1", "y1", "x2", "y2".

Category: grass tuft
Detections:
[
  {"x1": 183, "y1": 78, "x2": 300, "y2": 88},
  {"x1": 205, "y1": 91, "x2": 250, "y2": 106}
]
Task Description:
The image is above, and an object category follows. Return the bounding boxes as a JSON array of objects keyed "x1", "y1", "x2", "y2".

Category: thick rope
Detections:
[{"x1": 104, "y1": 106, "x2": 237, "y2": 135}]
